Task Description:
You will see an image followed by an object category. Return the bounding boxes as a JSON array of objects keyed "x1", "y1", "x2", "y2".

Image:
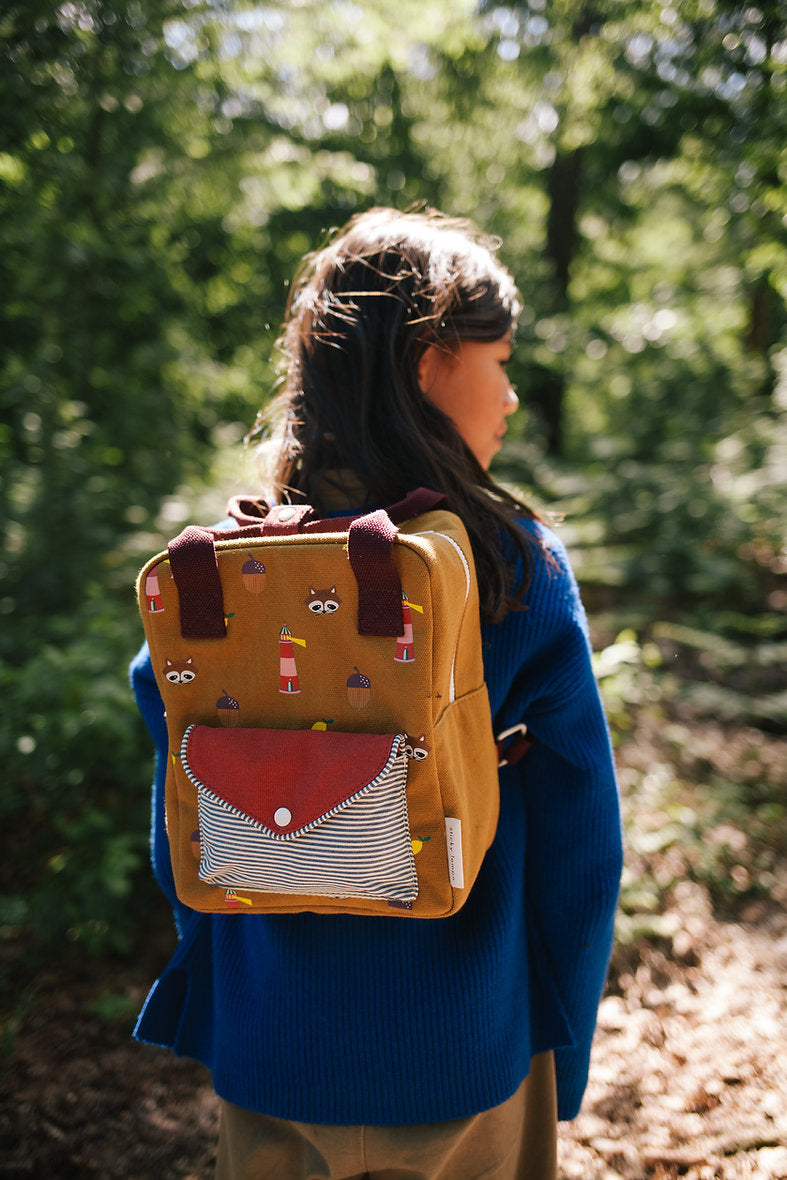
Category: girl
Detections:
[{"x1": 131, "y1": 207, "x2": 622, "y2": 1179}]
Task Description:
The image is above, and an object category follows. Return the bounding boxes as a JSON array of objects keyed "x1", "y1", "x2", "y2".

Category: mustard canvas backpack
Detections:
[{"x1": 136, "y1": 490, "x2": 510, "y2": 918}]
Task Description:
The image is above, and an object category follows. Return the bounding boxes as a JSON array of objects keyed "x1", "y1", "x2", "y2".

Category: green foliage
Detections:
[
  {"x1": 88, "y1": 989, "x2": 140, "y2": 1026},
  {"x1": 594, "y1": 625, "x2": 787, "y2": 951},
  {"x1": 0, "y1": 592, "x2": 156, "y2": 956}
]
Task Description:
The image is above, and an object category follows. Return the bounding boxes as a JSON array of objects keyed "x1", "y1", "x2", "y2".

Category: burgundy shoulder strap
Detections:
[
  {"x1": 261, "y1": 504, "x2": 318, "y2": 535},
  {"x1": 386, "y1": 488, "x2": 448, "y2": 523},
  {"x1": 226, "y1": 495, "x2": 268, "y2": 525}
]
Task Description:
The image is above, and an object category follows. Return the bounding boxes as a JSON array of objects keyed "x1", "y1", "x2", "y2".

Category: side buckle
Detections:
[{"x1": 496, "y1": 723, "x2": 533, "y2": 768}]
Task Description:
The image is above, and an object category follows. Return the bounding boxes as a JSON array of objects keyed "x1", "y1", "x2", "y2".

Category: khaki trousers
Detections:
[{"x1": 215, "y1": 1051, "x2": 557, "y2": 1180}]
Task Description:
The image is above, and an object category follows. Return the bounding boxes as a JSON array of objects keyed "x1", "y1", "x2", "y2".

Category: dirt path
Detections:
[
  {"x1": 560, "y1": 897, "x2": 787, "y2": 1179},
  {"x1": 3, "y1": 893, "x2": 785, "y2": 1179}
]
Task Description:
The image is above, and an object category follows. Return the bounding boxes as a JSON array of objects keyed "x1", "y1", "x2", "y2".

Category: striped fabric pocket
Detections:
[{"x1": 181, "y1": 726, "x2": 418, "y2": 902}]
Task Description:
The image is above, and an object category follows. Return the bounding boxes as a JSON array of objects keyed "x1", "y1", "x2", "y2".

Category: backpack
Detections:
[{"x1": 136, "y1": 489, "x2": 507, "y2": 918}]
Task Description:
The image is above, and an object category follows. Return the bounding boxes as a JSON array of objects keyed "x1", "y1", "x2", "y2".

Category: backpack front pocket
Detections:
[{"x1": 181, "y1": 726, "x2": 418, "y2": 902}]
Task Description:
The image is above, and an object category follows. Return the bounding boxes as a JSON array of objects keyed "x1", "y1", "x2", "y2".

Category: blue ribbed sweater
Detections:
[{"x1": 131, "y1": 518, "x2": 622, "y2": 1124}]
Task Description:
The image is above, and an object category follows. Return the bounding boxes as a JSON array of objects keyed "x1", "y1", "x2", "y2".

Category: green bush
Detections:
[{"x1": 0, "y1": 596, "x2": 157, "y2": 959}]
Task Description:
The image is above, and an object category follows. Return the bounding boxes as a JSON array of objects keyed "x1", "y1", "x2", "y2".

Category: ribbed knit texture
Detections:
[{"x1": 131, "y1": 519, "x2": 622, "y2": 1124}]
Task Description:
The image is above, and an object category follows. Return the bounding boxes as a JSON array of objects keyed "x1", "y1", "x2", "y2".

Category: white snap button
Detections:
[{"x1": 274, "y1": 807, "x2": 292, "y2": 827}]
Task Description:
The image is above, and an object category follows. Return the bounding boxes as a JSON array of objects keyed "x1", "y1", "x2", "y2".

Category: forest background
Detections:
[{"x1": 1, "y1": 1, "x2": 786, "y2": 1176}]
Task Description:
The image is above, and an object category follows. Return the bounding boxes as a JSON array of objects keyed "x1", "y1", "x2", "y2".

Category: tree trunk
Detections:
[{"x1": 529, "y1": 147, "x2": 583, "y2": 455}]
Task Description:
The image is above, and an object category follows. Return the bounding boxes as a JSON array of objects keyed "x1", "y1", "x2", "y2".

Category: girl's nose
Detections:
[{"x1": 504, "y1": 385, "x2": 519, "y2": 414}]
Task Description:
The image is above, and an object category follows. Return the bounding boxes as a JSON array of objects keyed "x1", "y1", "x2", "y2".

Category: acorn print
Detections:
[
  {"x1": 346, "y1": 666, "x2": 371, "y2": 709},
  {"x1": 242, "y1": 552, "x2": 267, "y2": 593},
  {"x1": 216, "y1": 688, "x2": 240, "y2": 726}
]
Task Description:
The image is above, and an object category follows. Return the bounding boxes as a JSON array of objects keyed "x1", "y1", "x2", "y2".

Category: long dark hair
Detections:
[{"x1": 255, "y1": 206, "x2": 542, "y2": 622}]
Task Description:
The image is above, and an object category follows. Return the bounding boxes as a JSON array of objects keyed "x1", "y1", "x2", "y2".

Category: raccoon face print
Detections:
[
  {"x1": 304, "y1": 586, "x2": 342, "y2": 615},
  {"x1": 404, "y1": 734, "x2": 430, "y2": 761},
  {"x1": 163, "y1": 657, "x2": 198, "y2": 684}
]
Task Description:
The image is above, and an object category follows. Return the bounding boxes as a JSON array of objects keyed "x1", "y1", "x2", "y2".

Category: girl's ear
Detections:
[{"x1": 417, "y1": 345, "x2": 441, "y2": 394}]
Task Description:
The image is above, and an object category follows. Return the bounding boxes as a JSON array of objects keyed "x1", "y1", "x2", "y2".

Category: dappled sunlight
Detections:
[{"x1": 2, "y1": 1, "x2": 785, "y2": 1173}]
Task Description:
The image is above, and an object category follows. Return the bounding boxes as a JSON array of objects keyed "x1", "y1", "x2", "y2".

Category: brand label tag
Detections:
[{"x1": 444, "y1": 818, "x2": 464, "y2": 889}]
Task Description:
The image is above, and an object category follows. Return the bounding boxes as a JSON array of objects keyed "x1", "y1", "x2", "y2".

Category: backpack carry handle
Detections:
[
  {"x1": 347, "y1": 509, "x2": 402, "y2": 636},
  {"x1": 347, "y1": 489, "x2": 448, "y2": 637},
  {"x1": 168, "y1": 526, "x2": 229, "y2": 639},
  {"x1": 168, "y1": 522, "x2": 265, "y2": 638},
  {"x1": 169, "y1": 489, "x2": 448, "y2": 640}
]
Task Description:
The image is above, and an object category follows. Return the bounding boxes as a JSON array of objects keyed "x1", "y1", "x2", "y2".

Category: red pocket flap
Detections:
[{"x1": 182, "y1": 727, "x2": 404, "y2": 836}]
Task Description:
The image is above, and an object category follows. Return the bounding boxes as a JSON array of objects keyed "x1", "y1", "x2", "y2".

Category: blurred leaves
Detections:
[{"x1": 594, "y1": 627, "x2": 787, "y2": 953}]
